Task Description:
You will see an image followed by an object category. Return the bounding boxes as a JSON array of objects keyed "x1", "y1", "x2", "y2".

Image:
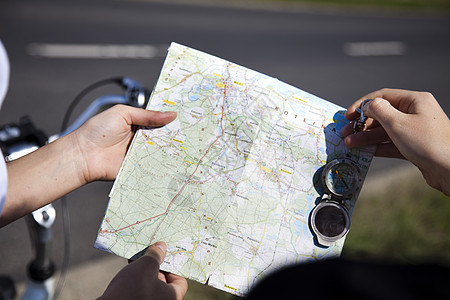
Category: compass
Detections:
[
  {"x1": 311, "y1": 158, "x2": 362, "y2": 247},
  {"x1": 322, "y1": 158, "x2": 362, "y2": 198}
]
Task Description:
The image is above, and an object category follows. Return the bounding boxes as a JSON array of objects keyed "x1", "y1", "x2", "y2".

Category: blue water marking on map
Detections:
[
  {"x1": 202, "y1": 83, "x2": 213, "y2": 90},
  {"x1": 189, "y1": 94, "x2": 199, "y2": 101},
  {"x1": 252, "y1": 182, "x2": 263, "y2": 191},
  {"x1": 294, "y1": 220, "x2": 302, "y2": 235},
  {"x1": 303, "y1": 221, "x2": 314, "y2": 239},
  {"x1": 267, "y1": 234, "x2": 278, "y2": 241},
  {"x1": 189, "y1": 86, "x2": 201, "y2": 101}
]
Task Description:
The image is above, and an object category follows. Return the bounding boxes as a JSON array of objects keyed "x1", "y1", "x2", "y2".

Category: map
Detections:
[{"x1": 95, "y1": 42, "x2": 375, "y2": 296}]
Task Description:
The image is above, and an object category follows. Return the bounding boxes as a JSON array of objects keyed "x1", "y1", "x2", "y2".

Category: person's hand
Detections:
[
  {"x1": 0, "y1": 105, "x2": 176, "y2": 226},
  {"x1": 98, "y1": 242, "x2": 188, "y2": 300},
  {"x1": 342, "y1": 88, "x2": 450, "y2": 196},
  {"x1": 72, "y1": 104, "x2": 177, "y2": 183}
]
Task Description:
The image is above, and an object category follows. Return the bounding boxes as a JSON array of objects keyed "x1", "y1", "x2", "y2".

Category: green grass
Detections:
[
  {"x1": 245, "y1": 0, "x2": 450, "y2": 13},
  {"x1": 343, "y1": 170, "x2": 450, "y2": 266}
]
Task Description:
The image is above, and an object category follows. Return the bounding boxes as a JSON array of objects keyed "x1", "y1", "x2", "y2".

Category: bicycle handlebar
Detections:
[
  {"x1": 49, "y1": 94, "x2": 129, "y2": 142},
  {"x1": 49, "y1": 77, "x2": 150, "y2": 142},
  {"x1": 0, "y1": 77, "x2": 150, "y2": 161}
]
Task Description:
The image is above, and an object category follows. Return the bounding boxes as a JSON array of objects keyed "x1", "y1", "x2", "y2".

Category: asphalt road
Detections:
[{"x1": 0, "y1": 0, "x2": 449, "y2": 285}]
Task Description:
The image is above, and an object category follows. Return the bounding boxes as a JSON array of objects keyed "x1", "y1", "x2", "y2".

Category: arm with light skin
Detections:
[
  {"x1": 342, "y1": 88, "x2": 450, "y2": 196},
  {"x1": 0, "y1": 104, "x2": 177, "y2": 227},
  {"x1": 1, "y1": 104, "x2": 188, "y2": 299}
]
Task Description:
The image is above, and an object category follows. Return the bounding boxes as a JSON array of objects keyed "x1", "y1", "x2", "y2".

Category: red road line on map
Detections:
[{"x1": 101, "y1": 68, "x2": 229, "y2": 235}]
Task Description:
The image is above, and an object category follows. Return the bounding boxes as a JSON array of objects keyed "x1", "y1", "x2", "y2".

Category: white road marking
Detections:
[
  {"x1": 343, "y1": 41, "x2": 406, "y2": 57},
  {"x1": 27, "y1": 43, "x2": 169, "y2": 59}
]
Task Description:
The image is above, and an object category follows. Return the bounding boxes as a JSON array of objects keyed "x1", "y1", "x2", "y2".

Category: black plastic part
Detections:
[
  {"x1": 0, "y1": 116, "x2": 48, "y2": 156},
  {"x1": 0, "y1": 276, "x2": 16, "y2": 300},
  {"x1": 27, "y1": 260, "x2": 55, "y2": 282}
]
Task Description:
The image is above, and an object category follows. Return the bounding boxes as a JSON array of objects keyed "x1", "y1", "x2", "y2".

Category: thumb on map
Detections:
[{"x1": 145, "y1": 241, "x2": 167, "y2": 265}]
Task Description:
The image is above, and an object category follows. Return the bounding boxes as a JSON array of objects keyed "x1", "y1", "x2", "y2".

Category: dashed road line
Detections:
[
  {"x1": 343, "y1": 41, "x2": 406, "y2": 56},
  {"x1": 27, "y1": 43, "x2": 169, "y2": 59}
]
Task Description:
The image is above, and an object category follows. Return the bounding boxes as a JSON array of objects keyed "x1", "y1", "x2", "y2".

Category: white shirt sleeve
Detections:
[
  {"x1": 0, "y1": 150, "x2": 6, "y2": 214},
  {"x1": 0, "y1": 40, "x2": 11, "y2": 215}
]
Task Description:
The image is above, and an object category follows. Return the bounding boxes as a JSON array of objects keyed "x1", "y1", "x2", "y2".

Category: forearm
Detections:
[
  {"x1": 0, "y1": 133, "x2": 86, "y2": 227},
  {"x1": 419, "y1": 148, "x2": 450, "y2": 197}
]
